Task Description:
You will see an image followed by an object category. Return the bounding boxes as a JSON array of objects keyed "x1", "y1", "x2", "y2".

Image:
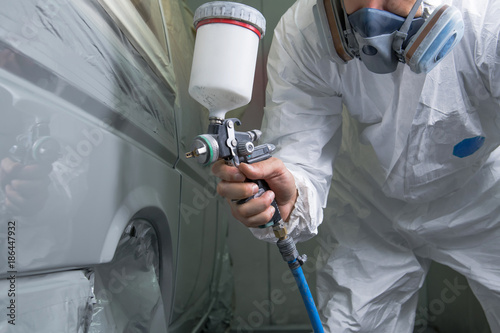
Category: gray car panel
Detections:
[{"x1": 0, "y1": 0, "x2": 227, "y2": 331}]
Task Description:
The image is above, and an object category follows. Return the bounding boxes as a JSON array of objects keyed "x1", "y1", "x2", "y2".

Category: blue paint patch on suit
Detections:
[{"x1": 453, "y1": 136, "x2": 486, "y2": 158}]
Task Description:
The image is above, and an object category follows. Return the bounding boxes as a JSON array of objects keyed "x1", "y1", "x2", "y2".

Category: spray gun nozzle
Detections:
[{"x1": 186, "y1": 146, "x2": 208, "y2": 159}]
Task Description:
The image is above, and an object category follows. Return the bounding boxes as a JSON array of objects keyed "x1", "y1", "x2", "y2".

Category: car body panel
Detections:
[{"x1": 0, "y1": 0, "x2": 228, "y2": 330}]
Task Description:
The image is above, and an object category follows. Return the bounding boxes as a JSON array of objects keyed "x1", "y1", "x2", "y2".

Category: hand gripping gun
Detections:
[{"x1": 185, "y1": 117, "x2": 286, "y2": 236}]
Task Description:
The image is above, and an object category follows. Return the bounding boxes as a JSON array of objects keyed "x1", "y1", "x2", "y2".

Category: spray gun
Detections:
[
  {"x1": 185, "y1": 118, "x2": 284, "y2": 231},
  {"x1": 185, "y1": 1, "x2": 286, "y2": 236},
  {"x1": 185, "y1": 2, "x2": 323, "y2": 332},
  {"x1": 185, "y1": 0, "x2": 288, "y2": 237}
]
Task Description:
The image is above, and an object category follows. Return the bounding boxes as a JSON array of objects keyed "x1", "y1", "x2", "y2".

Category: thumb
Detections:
[
  {"x1": 237, "y1": 163, "x2": 260, "y2": 180},
  {"x1": 237, "y1": 158, "x2": 285, "y2": 181}
]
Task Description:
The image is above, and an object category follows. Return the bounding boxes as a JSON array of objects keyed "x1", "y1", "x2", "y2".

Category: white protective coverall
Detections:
[{"x1": 251, "y1": 0, "x2": 500, "y2": 331}]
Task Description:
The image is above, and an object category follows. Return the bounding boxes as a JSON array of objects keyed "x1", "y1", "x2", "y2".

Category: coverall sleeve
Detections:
[
  {"x1": 249, "y1": 2, "x2": 344, "y2": 242},
  {"x1": 475, "y1": 8, "x2": 500, "y2": 100}
]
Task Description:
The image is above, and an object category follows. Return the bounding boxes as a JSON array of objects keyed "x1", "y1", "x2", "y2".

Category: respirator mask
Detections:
[{"x1": 313, "y1": 0, "x2": 464, "y2": 74}]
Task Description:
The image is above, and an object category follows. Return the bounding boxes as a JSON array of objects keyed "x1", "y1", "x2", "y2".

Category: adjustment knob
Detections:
[{"x1": 237, "y1": 141, "x2": 254, "y2": 156}]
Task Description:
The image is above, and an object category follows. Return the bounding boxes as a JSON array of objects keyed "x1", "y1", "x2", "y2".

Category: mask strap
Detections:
[
  {"x1": 339, "y1": 0, "x2": 350, "y2": 25},
  {"x1": 340, "y1": 0, "x2": 360, "y2": 57},
  {"x1": 392, "y1": 0, "x2": 423, "y2": 60}
]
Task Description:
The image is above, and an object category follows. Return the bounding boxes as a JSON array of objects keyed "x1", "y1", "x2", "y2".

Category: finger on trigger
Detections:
[
  {"x1": 218, "y1": 181, "x2": 257, "y2": 200},
  {"x1": 212, "y1": 160, "x2": 245, "y2": 182}
]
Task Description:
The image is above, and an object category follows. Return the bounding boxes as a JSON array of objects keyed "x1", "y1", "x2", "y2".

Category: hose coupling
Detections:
[
  {"x1": 276, "y1": 236, "x2": 299, "y2": 263},
  {"x1": 297, "y1": 254, "x2": 307, "y2": 266}
]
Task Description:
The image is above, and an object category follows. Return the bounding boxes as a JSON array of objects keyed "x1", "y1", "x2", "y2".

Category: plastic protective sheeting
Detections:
[
  {"x1": 96, "y1": 0, "x2": 176, "y2": 88},
  {"x1": 0, "y1": 270, "x2": 94, "y2": 333},
  {"x1": 0, "y1": 0, "x2": 177, "y2": 158},
  {"x1": 0, "y1": 0, "x2": 179, "y2": 273},
  {"x1": 89, "y1": 220, "x2": 167, "y2": 333}
]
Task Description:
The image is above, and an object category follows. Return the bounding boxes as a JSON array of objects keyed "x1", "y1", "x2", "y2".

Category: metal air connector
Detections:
[{"x1": 272, "y1": 220, "x2": 288, "y2": 240}]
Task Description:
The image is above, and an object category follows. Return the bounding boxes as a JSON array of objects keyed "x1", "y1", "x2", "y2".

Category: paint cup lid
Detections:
[{"x1": 193, "y1": 1, "x2": 266, "y2": 38}]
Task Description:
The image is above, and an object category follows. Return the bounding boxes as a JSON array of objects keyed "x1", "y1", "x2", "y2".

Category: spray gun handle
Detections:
[
  {"x1": 235, "y1": 142, "x2": 282, "y2": 228},
  {"x1": 236, "y1": 178, "x2": 282, "y2": 229}
]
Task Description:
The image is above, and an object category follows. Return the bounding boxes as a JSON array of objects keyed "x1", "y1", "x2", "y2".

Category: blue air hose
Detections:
[
  {"x1": 289, "y1": 259, "x2": 324, "y2": 333},
  {"x1": 277, "y1": 237, "x2": 324, "y2": 333}
]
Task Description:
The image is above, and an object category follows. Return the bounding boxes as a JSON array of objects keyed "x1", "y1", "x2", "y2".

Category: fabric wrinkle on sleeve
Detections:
[
  {"x1": 249, "y1": 0, "x2": 344, "y2": 242},
  {"x1": 248, "y1": 167, "x2": 322, "y2": 243},
  {"x1": 473, "y1": 2, "x2": 500, "y2": 100}
]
